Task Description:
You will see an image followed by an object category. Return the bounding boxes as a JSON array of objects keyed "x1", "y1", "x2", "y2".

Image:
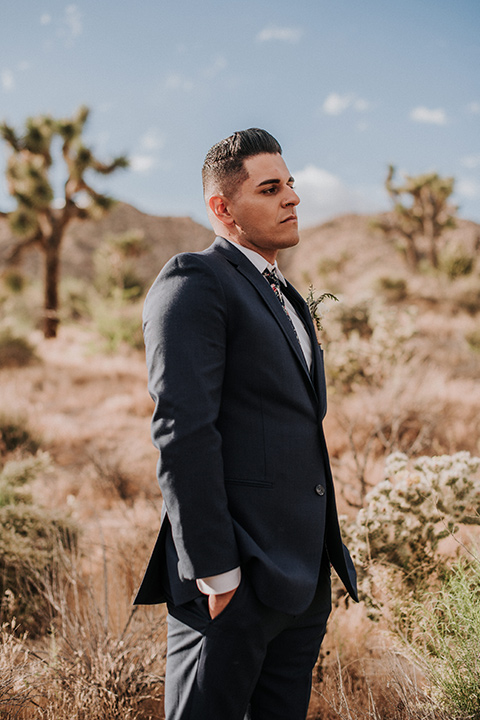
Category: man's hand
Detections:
[{"x1": 208, "y1": 588, "x2": 237, "y2": 619}]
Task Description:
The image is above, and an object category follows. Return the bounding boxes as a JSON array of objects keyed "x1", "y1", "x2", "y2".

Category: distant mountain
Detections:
[
  {"x1": 0, "y1": 202, "x2": 214, "y2": 285},
  {"x1": 1, "y1": 204, "x2": 478, "y2": 294},
  {"x1": 282, "y1": 213, "x2": 480, "y2": 299}
]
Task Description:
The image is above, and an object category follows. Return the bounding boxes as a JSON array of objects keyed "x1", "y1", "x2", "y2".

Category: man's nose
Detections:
[{"x1": 283, "y1": 186, "x2": 300, "y2": 206}]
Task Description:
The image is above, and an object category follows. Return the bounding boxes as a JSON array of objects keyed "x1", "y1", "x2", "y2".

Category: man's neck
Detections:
[{"x1": 223, "y1": 237, "x2": 277, "y2": 265}]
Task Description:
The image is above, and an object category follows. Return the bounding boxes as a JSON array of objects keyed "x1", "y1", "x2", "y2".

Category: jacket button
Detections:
[{"x1": 315, "y1": 484, "x2": 325, "y2": 496}]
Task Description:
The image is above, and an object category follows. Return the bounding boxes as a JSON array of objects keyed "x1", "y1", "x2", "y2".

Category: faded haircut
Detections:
[{"x1": 202, "y1": 128, "x2": 282, "y2": 199}]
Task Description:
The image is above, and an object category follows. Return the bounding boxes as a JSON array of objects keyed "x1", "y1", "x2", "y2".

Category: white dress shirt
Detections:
[{"x1": 196, "y1": 238, "x2": 313, "y2": 596}]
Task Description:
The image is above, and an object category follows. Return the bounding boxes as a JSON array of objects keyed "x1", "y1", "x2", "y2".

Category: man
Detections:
[{"x1": 135, "y1": 128, "x2": 357, "y2": 720}]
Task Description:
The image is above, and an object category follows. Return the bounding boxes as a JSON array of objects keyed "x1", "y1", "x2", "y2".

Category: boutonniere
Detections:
[{"x1": 306, "y1": 285, "x2": 338, "y2": 344}]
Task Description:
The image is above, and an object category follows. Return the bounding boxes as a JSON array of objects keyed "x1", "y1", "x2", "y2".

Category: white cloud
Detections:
[
  {"x1": 322, "y1": 92, "x2": 370, "y2": 116},
  {"x1": 410, "y1": 106, "x2": 447, "y2": 125},
  {"x1": 323, "y1": 93, "x2": 352, "y2": 116},
  {"x1": 202, "y1": 55, "x2": 227, "y2": 78},
  {"x1": 456, "y1": 178, "x2": 480, "y2": 199},
  {"x1": 140, "y1": 128, "x2": 165, "y2": 152},
  {"x1": 293, "y1": 165, "x2": 385, "y2": 227},
  {"x1": 165, "y1": 73, "x2": 194, "y2": 91},
  {"x1": 461, "y1": 154, "x2": 480, "y2": 169},
  {"x1": 1, "y1": 69, "x2": 14, "y2": 91},
  {"x1": 467, "y1": 102, "x2": 480, "y2": 115},
  {"x1": 353, "y1": 98, "x2": 370, "y2": 112},
  {"x1": 256, "y1": 26, "x2": 303, "y2": 43},
  {"x1": 65, "y1": 5, "x2": 82, "y2": 37},
  {"x1": 130, "y1": 154, "x2": 156, "y2": 173},
  {"x1": 40, "y1": 13, "x2": 52, "y2": 25},
  {"x1": 57, "y1": 5, "x2": 82, "y2": 46}
]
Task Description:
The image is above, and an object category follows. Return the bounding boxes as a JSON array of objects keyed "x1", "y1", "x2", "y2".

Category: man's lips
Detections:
[{"x1": 280, "y1": 215, "x2": 297, "y2": 223}]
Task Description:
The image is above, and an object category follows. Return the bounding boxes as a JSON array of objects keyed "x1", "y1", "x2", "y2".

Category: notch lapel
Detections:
[
  {"x1": 283, "y1": 280, "x2": 327, "y2": 416},
  {"x1": 213, "y1": 238, "x2": 317, "y2": 397}
]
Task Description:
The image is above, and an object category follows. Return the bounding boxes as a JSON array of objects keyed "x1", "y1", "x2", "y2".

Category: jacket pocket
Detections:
[{"x1": 225, "y1": 477, "x2": 273, "y2": 488}]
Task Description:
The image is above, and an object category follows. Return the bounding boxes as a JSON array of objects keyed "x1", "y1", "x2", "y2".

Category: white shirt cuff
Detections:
[{"x1": 196, "y1": 567, "x2": 241, "y2": 595}]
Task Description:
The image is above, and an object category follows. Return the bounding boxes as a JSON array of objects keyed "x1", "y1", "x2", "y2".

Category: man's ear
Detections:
[{"x1": 208, "y1": 195, "x2": 235, "y2": 227}]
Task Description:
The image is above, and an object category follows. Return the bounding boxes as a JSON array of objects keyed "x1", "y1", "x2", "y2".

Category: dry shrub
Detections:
[
  {"x1": 439, "y1": 243, "x2": 475, "y2": 280},
  {"x1": 0, "y1": 560, "x2": 166, "y2": 720},
  {"x1": 466, "y1": 328, "x2": 480, "y2": 353},
  {"x1": 1, "y1": 269, "x2": 26, "y2": 294},
  {"x1": 34, "y1": 539, "x2": 165, "y2": 720},
  {"x1": 444, "y1": 276, "x2": 480, "y2": 315},
  {"x1": 0, "y1": 503, "x2": 78, "y2": 636},
  {"x1": 88, "y1": 450, "x2": 146, "y2": 504},
  {"x1": 37, "y1": 610, "x2": 165, "y2": 720},
  {"x1": 0, "y1": 413, "x2": 40, "y2": 455},
  {"x1": 375, "y1": 276, "x2": 408, "y2": 302},
  {"x1": 308, "y1": 602, "x2": 448, "y2": 720},
  {"x1": 0, "y1": 620, "x2": 41, "y2": 719},
  {"x1": 0, "y1": 429, "x2": 79, "y2": 637},
  {"x1": 0, "y1": 330, "x2": 38, "y2": 368}
]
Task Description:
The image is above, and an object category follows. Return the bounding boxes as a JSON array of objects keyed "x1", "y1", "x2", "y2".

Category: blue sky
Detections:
[{"x1": 1, "y1": 0, "x2": 479, "y2": 228}]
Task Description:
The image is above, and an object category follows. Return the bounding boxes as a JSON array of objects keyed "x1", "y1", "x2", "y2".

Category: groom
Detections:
[{"x1": 135, "y1": 128, "x2": 357, "y2": 720}]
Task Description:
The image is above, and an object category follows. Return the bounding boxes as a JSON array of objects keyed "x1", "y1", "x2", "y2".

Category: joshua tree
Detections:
[
  {"x1": 376, "y1": 165, "x2": 457, "y2": 270},
  {"x1": 0, "y1": 106, "x2": 128, "y2": 338}
]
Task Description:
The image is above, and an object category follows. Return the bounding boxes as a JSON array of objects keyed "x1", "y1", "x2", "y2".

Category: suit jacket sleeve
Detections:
[{"x1": 142, "y1": 252, "x2": 240, "y2": 582}]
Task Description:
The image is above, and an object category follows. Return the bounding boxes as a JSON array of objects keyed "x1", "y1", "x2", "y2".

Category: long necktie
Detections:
[{"x1": 262, "y1": 268, "x2": 300, "y2": 343}]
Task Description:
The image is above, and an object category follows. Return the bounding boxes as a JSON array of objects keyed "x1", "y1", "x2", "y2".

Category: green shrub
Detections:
[
  {"x1": 325, "y1": 301, "x2": 417, "y2": 391},
  {"x1": 0, "y1": 330, "x2": 38, "y2": 368},
  {"x1": 375, "y1": 276, "x2": 408, "y2": 302},
  {"x1": 60, "y1": 277, "x2": 93, "y2": 322},
  {"x1": 0, "y1": 413, "x2": 40, "y2": 455},
  {"x1": 406, "y1": 558, "x2": 480, "y2": 719},
  {"x1": 0, "y1": 502, "x2": 78, "y2": 636},
  {"x1": 0, "y1": 453, "x2": 78, "y2": 636},
  {"x1": 94, "y1": 230, "x2": 146, "y2": 300},
  {"x1": 336, "y1": 301, "x2": 372, "y2": 339},
  {"x1": 440, "y1": 244, "x2": 475, "y2": 280},
  {"x1": 2, "y1": 270, "x2": 26, "y2": 294},
  {"x1": 91, "y1": 291, "x2": 144, "y2": 351},
  {"x1": 456, "y1": 286, "x2": 480, "y2": 315},
  {"x1": 466, "y1": 329, "x2": 480, "y2": 352}
]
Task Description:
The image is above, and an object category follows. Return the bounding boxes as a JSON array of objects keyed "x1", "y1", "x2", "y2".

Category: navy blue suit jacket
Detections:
[{"x1": 134, "y1": 237, "x2": 357, "y2": 614}]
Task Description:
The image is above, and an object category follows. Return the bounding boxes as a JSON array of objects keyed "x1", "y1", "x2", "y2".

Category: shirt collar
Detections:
[{"x1": 223, "y1": 237, "x2": 287, "y2": 286}]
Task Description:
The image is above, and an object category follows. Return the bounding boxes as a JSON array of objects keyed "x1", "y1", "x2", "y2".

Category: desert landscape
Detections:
[{"x1": 1, "y1": 202, "x2": 480, "y2": 718}]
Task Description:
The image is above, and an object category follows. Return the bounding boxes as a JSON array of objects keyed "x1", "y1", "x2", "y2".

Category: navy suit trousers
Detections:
[{"x1": 164, "y1": 561, "x2": 332, "y2": 720}]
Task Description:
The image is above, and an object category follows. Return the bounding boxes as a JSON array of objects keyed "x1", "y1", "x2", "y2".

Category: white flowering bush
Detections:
[
  {"x1": 344, "y1": 451, "x2": 480, "y2": 605},
  {"x1": 324, "y1": 301, "x2": 416, "y2": 391}
]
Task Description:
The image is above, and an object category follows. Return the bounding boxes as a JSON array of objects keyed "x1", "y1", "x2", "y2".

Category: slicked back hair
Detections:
[{"x1": 202, "y1": 128, "x2": 282, "y2": 200}]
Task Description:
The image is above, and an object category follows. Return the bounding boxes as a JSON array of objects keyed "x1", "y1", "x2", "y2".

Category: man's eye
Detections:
[{"x1": 262, "y1": 187, "x2": 277, "y2": 194}]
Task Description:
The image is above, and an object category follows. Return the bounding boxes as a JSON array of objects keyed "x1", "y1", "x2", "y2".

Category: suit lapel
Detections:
[
  {"x1": 283, "y1": 280, "x2": 327, "y2": 416},
  {"x1": 213, "y1": 238, "x2": 318, "y2": 398}
]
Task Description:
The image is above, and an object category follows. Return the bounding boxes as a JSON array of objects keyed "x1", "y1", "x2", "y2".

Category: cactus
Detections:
[
  {"x1": 0, "y1": 107, "x2": 128, "y2": 338},
  {"x1": 376, "y1": 165, "x2": 457, "y2": 270}
]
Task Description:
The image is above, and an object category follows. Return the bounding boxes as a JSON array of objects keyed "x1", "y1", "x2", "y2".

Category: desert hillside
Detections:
[{"x1": 0, "y1": 201, "x2": 214, "y2": 285}]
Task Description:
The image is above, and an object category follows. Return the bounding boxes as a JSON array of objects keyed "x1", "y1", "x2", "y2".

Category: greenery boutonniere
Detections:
[{"x1": 306, "y1": 285, "x2": 338, "y2": 342}]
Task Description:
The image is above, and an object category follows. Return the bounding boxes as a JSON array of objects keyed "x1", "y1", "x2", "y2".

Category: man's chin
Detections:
[{"x1": 282, "y1": 232, "x2": 300, "y2": 249}]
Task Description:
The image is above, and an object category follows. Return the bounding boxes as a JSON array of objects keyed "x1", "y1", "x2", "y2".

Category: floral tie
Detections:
[{"x1": 262, "y1": 268, "x2": 300, "y2": 343}]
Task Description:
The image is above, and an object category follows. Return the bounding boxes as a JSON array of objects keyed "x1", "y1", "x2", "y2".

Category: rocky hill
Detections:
[
  {"x1": 1, "y1": 202, "x2": 479, "y2": 300},
  {"x1": 0, "y1": 202, "x2": 214, "y2": 285},
  {"x1": 283, "y1": 213, "x2": 480, "y2": 300}
]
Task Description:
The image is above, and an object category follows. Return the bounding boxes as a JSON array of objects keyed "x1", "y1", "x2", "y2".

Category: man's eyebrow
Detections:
[{"x1": 256, "y1": 176, "x2": 295, "y2": 187}]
